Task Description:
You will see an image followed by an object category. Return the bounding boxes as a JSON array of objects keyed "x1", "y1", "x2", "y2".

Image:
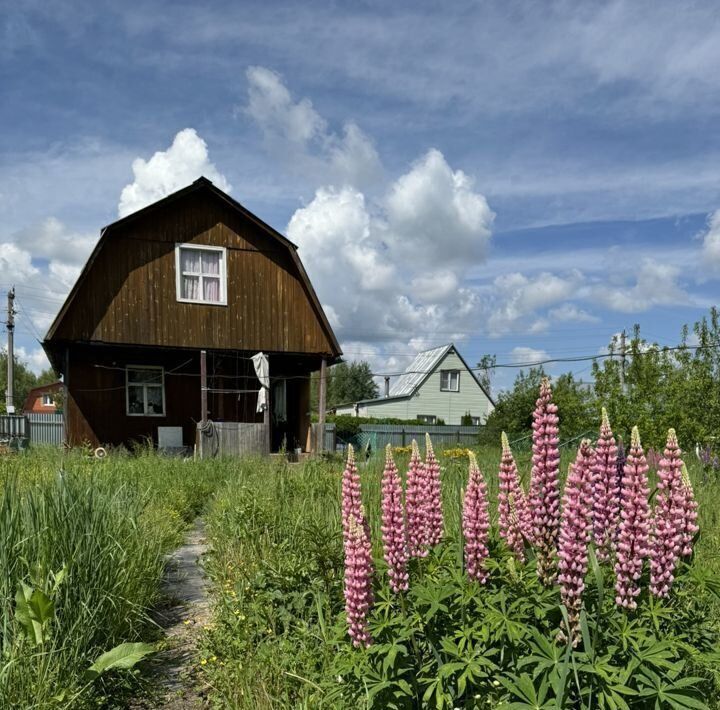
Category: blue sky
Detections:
[{"x1": 2, "y1": 0, "x2": 720, "y2": 392}]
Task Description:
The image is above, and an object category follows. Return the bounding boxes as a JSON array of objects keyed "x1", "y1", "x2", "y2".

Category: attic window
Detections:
[
  {"x1": 41, "y1": 394, "x2": 54, "y2": 407},
  {"x1": 440, "y1": 370, "x2": 460, "y2": 392},
  {"x1": 175, "y1": 244, "x2": 227, "y2": 305}
]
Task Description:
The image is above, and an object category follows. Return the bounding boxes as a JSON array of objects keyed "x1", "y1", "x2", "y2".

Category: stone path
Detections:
[{"x1": 145, "y1": 519, "x2": 211, "y2": 708}]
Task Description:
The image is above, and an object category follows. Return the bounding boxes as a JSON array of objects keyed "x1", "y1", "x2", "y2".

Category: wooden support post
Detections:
[
  {"x1": 199, "y1": 350, "x2": 208, "y2": 459},
  {"x1": 317, "y1": 357, "x2": 327, "y2": 453},
  {"x1": 63, "y1": 346, "x2": 70, "y2": 450},
  {"x1": 200, "y1": 350, "x2": 208, "y2": 424}
]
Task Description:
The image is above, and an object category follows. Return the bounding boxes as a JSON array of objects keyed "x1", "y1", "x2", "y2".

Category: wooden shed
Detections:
[{"x1": 43, "y1": 177, "x2": 341, "y2": 454}]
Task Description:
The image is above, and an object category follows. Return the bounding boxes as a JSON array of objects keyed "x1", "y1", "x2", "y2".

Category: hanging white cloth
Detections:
[{"x1": 251, "y1": 352, "x2": 269, "y2": 413}]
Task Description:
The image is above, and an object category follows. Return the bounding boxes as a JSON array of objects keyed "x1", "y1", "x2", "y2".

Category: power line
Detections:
[{"x1": 66, "y1": 340, "x2": 715, "y2": 394}]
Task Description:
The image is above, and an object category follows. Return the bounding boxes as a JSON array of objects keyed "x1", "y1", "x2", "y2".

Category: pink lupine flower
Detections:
[
  {"x1": 341, "y1": 444, "x2": 363, "y2": 546},
  {"x1": 344, "y1": 514, "x2": 374, "y2": 647},
  {"x1": 381, "y1": 445, "x2": 409, "y2": 593},
  {"x1": 462, "y1": 452, "x2": 491, "y2": 583},
  {"x1": 406, "y1": 439, "x2": 429, "y2": 558},
  {"x1": 529, "y1": 377, "x2": 561, "y2": 585},
  {"x1": 498, "y1": 432, "x2": 532, "y2": 561},
  {"x1": 592, "y1": 408, "x2": 620, "y2": 563},
  {"x1": 649, "y1": 429, "x2": 686, "y2": 598},
  {"x1": 424, "y1": 434, "x2": 444, "y2": 547},
  {"x1": 680, "y1": 463, "x2": 699, "y2": 558},
  {"x1": 558, "y1": 440, "x2": 595, "y2": 646},
  {"x1": 614, "y1": 426, "x2": 651, "y2": 610}
]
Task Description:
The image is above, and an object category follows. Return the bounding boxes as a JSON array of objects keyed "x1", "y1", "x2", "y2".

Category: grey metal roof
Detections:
[{"x1": 388, "y1": 344, "x2": 453, "y2": 397}]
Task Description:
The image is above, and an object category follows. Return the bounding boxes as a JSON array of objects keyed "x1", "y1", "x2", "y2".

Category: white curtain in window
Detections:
[
  {"x1": 203, "y1": 277, "x2": 220, "y2": 302},
  {"x1": 202, "y1": 250, "x2": 221, "y2": 275},
  {"x1": 182, "y1": 275, "x2": 200, "y2": 300},
  {"x1": 180, "y1": 249, "x2": 201, "y2": 273}
]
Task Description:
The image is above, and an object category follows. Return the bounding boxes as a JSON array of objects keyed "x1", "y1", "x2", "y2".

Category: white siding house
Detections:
[{"x1": 334, "y1": 344, "x2": 494, "y2": 425}]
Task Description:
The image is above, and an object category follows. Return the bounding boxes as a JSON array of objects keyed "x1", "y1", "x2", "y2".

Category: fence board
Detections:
[
  {"x1": 197, "y1": 421, "x2": 269, "y2": 458},
  {"x1": 26, "y1": 413, "x2": 64, "y2": 446}
]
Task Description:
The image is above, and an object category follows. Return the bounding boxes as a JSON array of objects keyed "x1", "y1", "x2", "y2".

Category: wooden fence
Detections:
[{"x1": 197, "y1": 421, "x2": 269, "y2": 458}]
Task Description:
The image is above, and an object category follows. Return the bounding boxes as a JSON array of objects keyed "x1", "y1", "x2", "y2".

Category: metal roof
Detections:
[{"x1": 388, "y1": 344, "x2": 453, "y2": 397}]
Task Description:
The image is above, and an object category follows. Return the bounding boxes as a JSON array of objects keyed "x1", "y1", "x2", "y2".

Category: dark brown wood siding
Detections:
[
  {"x1": 52, "y1": 190, "x2": 335, "y2": 355},
  {"x1": 65, "y1": 344, "x2": 314, "y2": 449}
]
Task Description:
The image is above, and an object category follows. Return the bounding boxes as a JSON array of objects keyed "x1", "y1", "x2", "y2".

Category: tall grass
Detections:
[{"x1": 0, "y1": 448, "x2": 234, "y2": 708}]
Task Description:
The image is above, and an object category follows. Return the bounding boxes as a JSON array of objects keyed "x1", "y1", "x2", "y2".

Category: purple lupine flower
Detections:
[
  {"x1": 341, "y1": 444, "x2": 363, "y2": 546},
  {"x1": 424, "y1": 434, "x2": 444, "y2": 547},
  {"x1": 558, "y1": 440, "x2": 595, "y2": 646},
  {"x1": 529, "y1": 377, "x2": 561, "y2": 585},
  {"x1": 614, "y1": 426, "x2": 651, "y2": 610},
  {"x1": 592, "y1": 408, "x2": 620, "y2": 563},
  {"x1": 381, "y1": 444, "x2": 409, "y2": 593},
  {"x1": 406, "y1": 439, "x2": 429, "y2": 558},
  {"x1": 649, "y1": 429, "x2": 686, "y2": 598},
  {"x1": 462, "y1": 452, "x2": 491, "y2": 583},
  {"x1": 680, "y1": 463, "x2": 699, "y2": 558},
  {"x1": 498, "y1": 432, "x2": 532, "y2": 561},
  {"x1": 344, "y1": 514, "x2": 374, "y2": 647}
]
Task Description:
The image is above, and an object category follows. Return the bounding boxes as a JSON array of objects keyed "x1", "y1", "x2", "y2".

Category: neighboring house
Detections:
[
  {"x1": 43, "y1": 177, "x2": 341, "y2": 450},
  {"x1": 334, "y1": 344, "x2": 494, "y2": 425},
  {"x1": 23, "y1": 381, "x2": 63, "y2": 413}
]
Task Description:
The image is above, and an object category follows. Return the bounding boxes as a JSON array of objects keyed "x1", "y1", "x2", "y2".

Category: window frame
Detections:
[
  {"x1": 439, "y1": 369, "x2": 460, "y2": 392},
  {"x1": 41, "y1": 393, "x2": 54, "y2": 407},
  {"x1": 125, "y1": 365, "x2": 166, "y2": 417},
  {"x1": 175, "y1": 243, "x2": 228, "y2": 306},
  {"x1": 417, "y1": 414, "x2": 437, "y2": 425},
  {"x1": 470, "y1": 416, "x2": 481, "y2": 426}
]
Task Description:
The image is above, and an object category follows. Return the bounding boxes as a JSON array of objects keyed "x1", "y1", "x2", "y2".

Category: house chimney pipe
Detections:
[{"x1": 384, "y1": 376, "x2": 390, "y2": 397}]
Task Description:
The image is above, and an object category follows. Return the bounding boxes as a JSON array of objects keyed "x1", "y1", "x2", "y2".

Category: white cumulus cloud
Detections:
[
  {"x1": 118, "y1": 128, "x2": 231, "y2": 218},
  {"x1": 593, "y1": 259, "x2": 690, "y2": 313},
  {"x1": 244, "y1": 66, "x2": 382, "y2": 189}
]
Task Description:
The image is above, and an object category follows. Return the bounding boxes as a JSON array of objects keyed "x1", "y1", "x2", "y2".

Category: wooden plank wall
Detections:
[
  {"x1": 198, "y1": 421, "x2": 269, "y2": 458},
  {"x1": 64, "y1": 344, "x2": 314, "y2": 451},
  {"x1": 52, "y1": 190, "x2": 335, "y2": 355}
]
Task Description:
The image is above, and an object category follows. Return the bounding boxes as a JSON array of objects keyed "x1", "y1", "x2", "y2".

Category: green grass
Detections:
[
  {"x1": 0, "y1": 447, "x2": 233, "y2": 708},
  {"x1": 3, "y1": 443, "x2": 720, "y2": 708}
]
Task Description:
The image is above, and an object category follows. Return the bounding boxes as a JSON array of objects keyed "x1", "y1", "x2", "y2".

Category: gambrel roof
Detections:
[{"x1": 44, "y1": 177, "x2": 341, "y2": 360}]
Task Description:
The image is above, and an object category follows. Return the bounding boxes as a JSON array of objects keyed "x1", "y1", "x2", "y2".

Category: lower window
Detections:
[
  {"x1": 126, "y1": 366, "x2": 165, "y2": 416},
  {"x1": 417, "y1": 414, "x2": 437, "y2": 425}
]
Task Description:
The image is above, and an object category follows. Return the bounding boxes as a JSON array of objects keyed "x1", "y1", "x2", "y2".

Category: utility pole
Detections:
[
  {"x1": 619, "y1": 329, "x2": 626, "y2": 395},
  {"x1": 6, "y1": 287, "x2": 15, "y2": 414}
]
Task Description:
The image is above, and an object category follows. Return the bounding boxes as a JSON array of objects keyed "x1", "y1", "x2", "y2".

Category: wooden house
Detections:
[
  {"x1": 43, "y1": 177, "x2": 341, "y2": 453},
  {"x1": 334, "y1": 344, "x2": 494, "y2": 425}
]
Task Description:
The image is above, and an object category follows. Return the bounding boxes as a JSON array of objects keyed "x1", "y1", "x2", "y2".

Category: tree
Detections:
[
  {"x1": 481, "y1": 367, "x2": 596, "y2": 445},
  {"x1": 593, "y1": 310, "x2": 720, "y2": 449},
  {"x1": 311, "y1": 360, "x2": 379, "y2": 411},
  {"x1": 480, "y1": 367, "x2": 546, "y2": 445},
  {"x1": 476, "y1": 354, "x2": 496, "y2": 398},
  {"x1": 328, "y1": 362, "x2": 379, "y2": 408}
]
